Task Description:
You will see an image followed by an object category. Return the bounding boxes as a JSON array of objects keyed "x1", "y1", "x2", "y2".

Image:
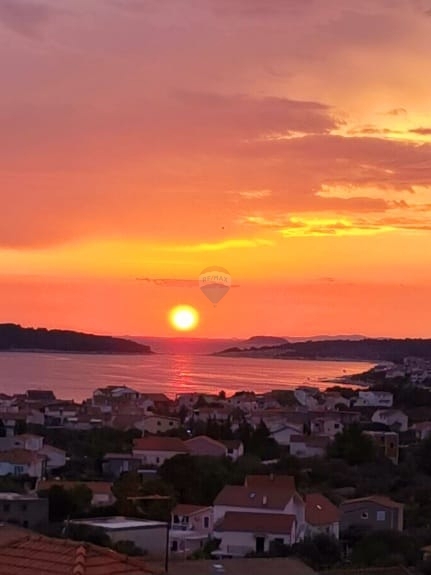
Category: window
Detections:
[
  {"x1": 274, "y1": 538, "x2": 284, "y2": 545},
  {"x1": 156, "y1": 457, "x2": 160, "y2": 464},
  {"x1": 169, "y1": 421, "x2": 173, "y2": 426},
  {"x1": 377, "y1": 511, "x2": 386, "y2": 521},
  {"x1": 14, "y1": 466, "x2": 24, "y2": 475},
  {"x1": 361, "y1": 511, "x2": 369, "y2": 519},
  {"x1": 157, "y1": 421, "x2": 161, "y2": 426},
  {"x1": 173, "y1": 515, "x2": 179, "y2": 524},
  {"x1": 204, "y1": 516, "x2": 209, "y2": 528},
  {"x1": 334, "y1": 423, "x2": 340, "y2": 429}
]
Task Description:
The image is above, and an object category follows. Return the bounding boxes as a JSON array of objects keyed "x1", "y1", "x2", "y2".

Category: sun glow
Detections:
[{"x1": 169, "y1": 305, "x2": 199, "y2": 332}]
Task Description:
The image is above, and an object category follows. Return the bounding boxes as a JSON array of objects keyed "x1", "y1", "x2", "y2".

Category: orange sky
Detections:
[{"x1": 1, "y1": 0, "x2": 431, "y2": 338}]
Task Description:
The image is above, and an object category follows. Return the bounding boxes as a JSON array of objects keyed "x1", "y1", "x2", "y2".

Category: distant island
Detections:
[
  {"x1": 215, "y1": 338, "x2": 431, "y2": 362},
  {"x1": 240, "y1": 335, "x2": 288, "y2": 347},
  {"x1": 0, "y1": 324, "x2": 152, "y2": 354}
]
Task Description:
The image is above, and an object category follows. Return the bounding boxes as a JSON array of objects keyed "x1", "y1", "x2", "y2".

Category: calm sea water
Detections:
[{"x1": 0, "y1": 352, "x2": 373, "y2": 402}]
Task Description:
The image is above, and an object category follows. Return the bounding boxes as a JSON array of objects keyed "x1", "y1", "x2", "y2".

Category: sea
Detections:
[{"x1": 0, "y1": 340, "x2": 374, "y2": 402}]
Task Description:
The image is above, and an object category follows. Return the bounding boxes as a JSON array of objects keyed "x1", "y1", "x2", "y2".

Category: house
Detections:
[
  {"x1": 0, "y1": 449, "x2": 46, "y2": 479},
  {"x1": 25, "y1": 390, "x2": 56, "y2": 403},
  {"x1": 214, "y1": 511, "x2": 296, "y2": 556},
  {"x1": 227, "y1": 392, "x2": 258, "y2": 413},
  {"x1": 222, "y1": 440, "x2": 244, "y2": 461},
  {"x1": 289, "y1": 435, "x2": 330, "y2": 458},
  {"x1": 93, "y1": 386, "x2": 141, "y2": 406},
  {"x1": 166, "y1": 557, "x2": 316, "y2": 575},
  {"x1": 170, "y1": 504, "x2": 213, "y2": 555},
  {"x1": 0, "y1": 492, "x2": 49, "y2": 528},
  {"x1": 43, "y1": 401, "x2": 79, "y2": 425},
  {"x1": 185, "y1": 435, "x2": 227, "y2": 458},
  {"x1": 294, "y1": 389, "x2": 319, "y2": 409},
  {"x1": 364, "y1": 431, "x2": 399, "y2": 464},
  {"x1": 310, "y1": 417, "x2": 343, "y2": 439},
  {"x1": 412, "y1": 421, "x2": 431, "y2": 441},
  {"x1": 270, "y1": 424, "x2": 304, "y2": 446},
  {"x1": 37, "y1": 480, "x2": 116, "y2": 507},
  {"x1": 102, "y1": 453, "x2": 142, "y2": 478},
  {"x1": 133, "y1": 437, "x2": 189, "y2": 467},
  {"x1": 371, "y1": 409, "x2": 408, "y2": 432},
  {"x1": 69, "y1": 516, "x2": 169, "y2": 558},
  {"x1": 354, "y1": 391, "x2": 393, "y2": 408},
  {"x1": 39, "y1": 444, "x2": 67, "y2": 471},
  {"x1": 0, "y1": 433, "x2": 44, "y2": 452},
  {"x1": 136, "y1": 415, "x2": 180, "y2": 435},
  {"x1": 322, "y1": 392, "x2": 350, "y2": 410},
  {"x1": 340, "y1": 495, "x2": 404, "y2": 532},
  {"x1": 305, "y1": 493, "x2": 340, "y2": 539},
  {"x1": 141, "y1": 393, "x2": 173, "y2": 413},
  {"x1": 213, "y1": 483, "x2": 305, "y2": 541},
  {"x1": 0, "y1": 532, "x2": 156, "y2": 574}
]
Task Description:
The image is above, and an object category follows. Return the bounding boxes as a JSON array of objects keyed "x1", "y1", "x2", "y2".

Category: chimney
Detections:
[
  {"x1": 262, "y1": 495, "x2": 268, "y2": 506},
  {"x1": 270, "y1": 473, "x2": 274, "y2": 481}
]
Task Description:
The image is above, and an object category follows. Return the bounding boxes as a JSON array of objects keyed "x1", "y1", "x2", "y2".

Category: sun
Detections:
[{"x1": 169, "y1": 305, "x2": 199, "y2": 332}]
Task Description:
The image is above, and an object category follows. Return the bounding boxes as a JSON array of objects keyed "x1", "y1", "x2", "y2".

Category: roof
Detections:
[
  {"x1": 0, "y1": 534, "x2": 156, "y2": 574},
  {"x1": 214, "y1": 485, "x2": 294, "y2": 510},
  {"x1": 172, "y1": 504, "x2": 212, "y2": 517},
  {"x1": 70, "y1": 517, "x2": 167, "y2": 531},
  {"x1": 290, "y1": 435, "x2": 330, "y2": 447},
  {"x1": 0, "y1": 524, "x2": 30, "y2": 547},
  {"x1": 37, "y1": 480, "x2": 114, "y2": 496},
  {"x1": 215, "y1": 511, "x2": 295, "y2": 535},
  {"x1": 133, "y1": 437, "x2": 188, "y2": 453},
  {"x1": 185, "y1": 435, "x2": 226, "y2": 451},
  {"x1": 0, "y1": 492, "x2": 42, "y2": 501},
  {"x1": 340, "y1": 495, "x2": 403, "y2": 510},
  {"x1": 305, "y1": 493, "x2": 340, "y2": 526},
  {"x1": 25, "y1": 390, "x2": 56, "y2": 401},
  {"x1": 245, "y1": 475, "x2": 295, "y2": 490},
  {"x1": 0, "y1": 449, "x2": 45, "y2": 465},
  {"x1": 323, "y1": 568, "x2": 411, "y2": 575}
]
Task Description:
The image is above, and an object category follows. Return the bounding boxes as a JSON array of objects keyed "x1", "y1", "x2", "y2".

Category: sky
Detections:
[{"x1": 1, "y1": 0, "x2": 431, "y2": 338}]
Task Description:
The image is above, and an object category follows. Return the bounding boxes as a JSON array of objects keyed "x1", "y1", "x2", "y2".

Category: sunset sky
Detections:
[{"x1": 1, "y1": 0, "x2": 431, "y2": 338}]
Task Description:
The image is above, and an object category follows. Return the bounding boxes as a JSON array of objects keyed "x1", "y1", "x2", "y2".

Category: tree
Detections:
[
  {"x1": 351, "y1": 530, "x2": 420, "y2": 567},
  {"x1": 417, "y1": 436, "x2": 431, "y2": 475},
  {"x1": 39, "y1": 484, "x2": 92, "y2": 521},
  {"x1": 292, "y1": 534, "x2": 342, "y2": 570},
  {"x1": 328, "y1": 424, "x2": 377, "y2": 465},
  {"x1": 158, "y1": 454, "x2": 230, "y2": 505}
]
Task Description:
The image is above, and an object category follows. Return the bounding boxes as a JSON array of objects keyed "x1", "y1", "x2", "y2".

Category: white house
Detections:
[
  {"x1": 213, "y1": 483, "x2": 305, "y2": 541},
  {"x1": 39, "y1": 444, "x2": 67, "y2": 471},
  {"x1": 371, "y1": 409, "x2": 408, "y2": 432},
  {"x1": 289, "y1": 435, "x2": 330, "y2": 458},
  {"x1": 354, "y1": 391, "x2": 394, "y2": 408},
  {"x1": 0, "y1": 449, "x2": 46, "y2": 479},
  {"x1": 214, "y1": 511, "x2": 296, "y2": 556},
  {"x1": 270, "y1": 424, "x2": 304, "y2": 446},
  {"x1": 412, "y1": 421, "x2": 431, "y2": 441},
  {"x1": 132, "y1": 437, "x2": 189, "y2": 467},
  {"x1": 305, "y1": 493, "x2": 340, "y2": 539},
  {"x1": 0, "y1": 434, "x2": 44, "y2": 452},
  {"x1": 170, "y1": 504, "x2": 213, "y2": 555},
  {"x1": 294, "y1": 389, "x2": 319, "y2": 409},
  {"x1": 310, "y1": 417, "x2": 343, "y2": 439},
  {"x1": 222, "y1": 440, "x2": 244, "y2": 461}
]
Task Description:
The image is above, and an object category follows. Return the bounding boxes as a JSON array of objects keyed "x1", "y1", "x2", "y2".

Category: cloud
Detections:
[
  {"x1": 233, "y1": 190, "x2": 272, "y2": 199},
  {"x1": 0, "y1": 0, "x2": 56, "y2": 38},
  {"x1": 409, "y1": 127, "x2": 431, "y2": 135},
  {"x1": 136, "y1": 277, "x2": 240, "y2": 287},
  {"x1": 161, "y1": 239, "x2": 274, "y2": 252},
  {"x1": 384, "y1": 108, "x2": 408, "y2": 116}
]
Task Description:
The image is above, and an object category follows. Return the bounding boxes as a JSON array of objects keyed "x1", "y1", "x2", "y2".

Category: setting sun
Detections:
[{"x1": 169, "y1": 305, "x2": 199, "y2": 332}]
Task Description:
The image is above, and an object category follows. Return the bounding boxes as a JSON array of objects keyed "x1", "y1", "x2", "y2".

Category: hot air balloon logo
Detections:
[{"x1": 199, "y1": 266, "x2": 232, "y2": 306}]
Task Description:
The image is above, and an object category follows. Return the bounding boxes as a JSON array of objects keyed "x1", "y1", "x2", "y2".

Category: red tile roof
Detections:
[
  {"x1": 216, "y1": 512, "x2": 295, "y2": 535},
  {"x1": 172, "y1": 504, "x2": 212, "y2": 517},
  {"x1": 0, "y1": 449, "x2": 45, "y2": 465},
  {"x1": 133, "y1": 437, "x2": 188, "y2": 453},
  {"x1": 305, "y1": 493, "x2": 340, "y2": 526},
  {"x1": 245, "y1": 475, "x2": 295, "y2": 490},
  {"x1": 214, "y1": 485, "x2": 295, "y2": 510},
  {"x1": 341, "y1": 495, "x2": 404, "y2": 510},
  {"x1": 0, "y1": 534, "x2": 156, "y2": 574}
]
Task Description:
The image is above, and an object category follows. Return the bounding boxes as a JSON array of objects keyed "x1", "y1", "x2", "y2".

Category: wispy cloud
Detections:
[
  {"x1": 157, "y1": 239, "x2": 273, "y2": 252},
  {"x1": 136, "y1": 277, "x2": 240, "y2": 287}
]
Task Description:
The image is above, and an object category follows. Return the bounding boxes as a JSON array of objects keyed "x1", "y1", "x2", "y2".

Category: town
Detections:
[{"x1": 2, "y1": 360, "x2": 431, "y2": 574}]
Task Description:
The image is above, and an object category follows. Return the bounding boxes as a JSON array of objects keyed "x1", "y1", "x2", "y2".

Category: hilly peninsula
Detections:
[
  {"x1": 215, "y1": 338, "x2": 431, "y2": 362},
  {"x1": 0, "y1": 324, "x2": 152, "y2": 354}
]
